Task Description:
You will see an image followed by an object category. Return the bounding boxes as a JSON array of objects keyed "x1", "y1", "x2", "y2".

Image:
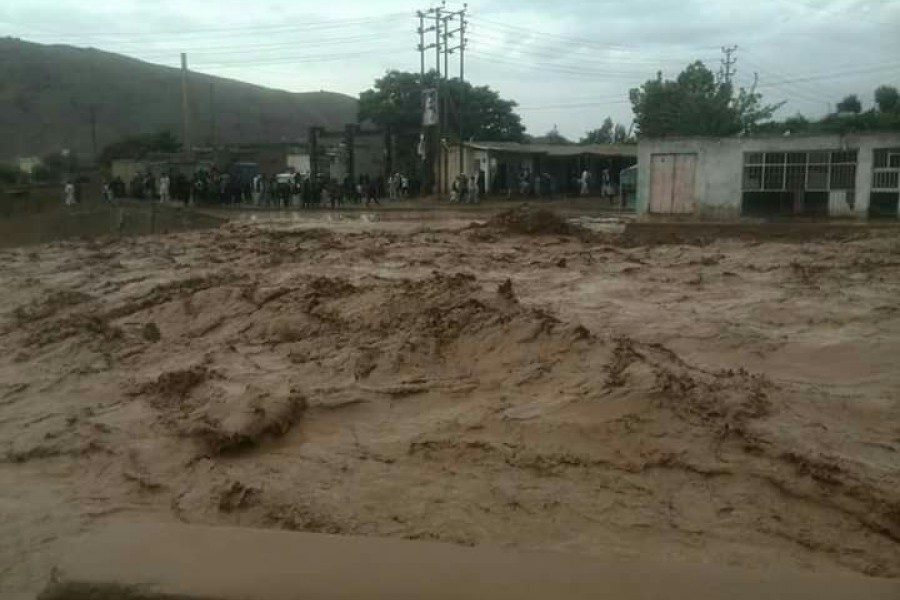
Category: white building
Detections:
[{"x1": 636, "y1": 133, "x2": 900, "y2": 219}]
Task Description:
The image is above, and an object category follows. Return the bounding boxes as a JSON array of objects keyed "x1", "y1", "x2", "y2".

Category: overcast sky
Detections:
[{"x1": 2, "y1": 0, "x2": 899, "y2": 139}]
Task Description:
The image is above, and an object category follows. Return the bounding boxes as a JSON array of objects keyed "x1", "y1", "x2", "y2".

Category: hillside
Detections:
[{"x1": 0, "y1": 37, "x2": 360, "y2": 161}]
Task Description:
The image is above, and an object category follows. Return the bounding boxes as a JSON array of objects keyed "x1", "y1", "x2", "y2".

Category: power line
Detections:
[
  {"x1": 0, "y1": 13, "x2": 408, "y2": 39},
  {"x1": 472, "y1": 30, "x2": 718, "y2": 68},
  {"x1": 466, "y1": 50, "x2": 665, "y2": 81},
  {"x1": 468, "y1": 15, "x2": 722, "y2": 53}
]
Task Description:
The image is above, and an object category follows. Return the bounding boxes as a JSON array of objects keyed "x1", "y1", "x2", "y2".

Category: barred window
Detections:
[{"x1": 742, "y1": 149, "x2": 858, "y2": 192}]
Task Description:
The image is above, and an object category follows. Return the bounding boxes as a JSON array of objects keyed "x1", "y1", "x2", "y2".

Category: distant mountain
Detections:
[{"x1": 0, "y1": 37, "x2": 360, "y2": 161}]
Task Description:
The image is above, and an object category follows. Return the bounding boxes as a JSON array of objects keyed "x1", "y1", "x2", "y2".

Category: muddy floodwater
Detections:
[{"x1": 1, "y1": 205, "x2": 899, "y2": 595}]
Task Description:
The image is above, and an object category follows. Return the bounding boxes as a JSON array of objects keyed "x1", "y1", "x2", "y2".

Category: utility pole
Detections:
[
  {"x1": 435, "y1": 5, "x2": 443, "y2": 196},
  {"x1": 309, "y1": 126, "x2": 323, "y2": 186},
  {"x1": 89, "y1": 105, "x2": 98, "y2": 164},
  {"x1": 181, "y1": 53, "x2": 192, "y2": 159},
  {"x1": 455, "y1": 6, "x2": 468, "y2": 175},
  {"x1": 720, "y1": 45, "x2": 738, "y2": 85},
  {"x1": 209, "y1": 82, "x2": 216, "y2": 149},
  {"x1": 417, "y1": 11, "x2": 427, "y2": 79},
  {"x1": 441, "y1": 11, "x2": 454, "y2": 195},
  {"x1": 440, "y1": 5, "x2": 468, "y2": 176},
  {"x1": 442, "y1": 13, "x2": 453, "y2": 81},
  {"x1": 344, "y1": 123, "x2": 357, "y2": 186}
]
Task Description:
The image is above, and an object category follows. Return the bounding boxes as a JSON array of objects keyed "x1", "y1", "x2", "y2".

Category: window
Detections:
[
  {"x1": 829, "y1": 150, "x2": 858, "y2": 191},
  {"x1": 830, "y1": 164, "x2": 857, "y2": 189},
  {"x1": 807, "y1": 165, "x2": 829, "y2": 190},
  {"x1": 786, "y1": 164, "x2": 806, "y2": 190},
  {"x1": 764, "y1": 164, "x2": 785, "y2": 189},
  {"x1": 830, "y1": 150, "x2": 857, "y2": 164},
  {"x1": 873, "y1": 148, "x2": 900, "y2": 191},
  {"x1": 743, "y1": 165, "x2": 763, "y2": 190},
  {"x1": 873, "y1": 171, "x2": 899, "y2": 190},
  {"x1": 742, "y1": 149, "x2": 858, "y2": 192},
  {"x1": 744, "y1": 152, "x2": 763, "y2": 165}
]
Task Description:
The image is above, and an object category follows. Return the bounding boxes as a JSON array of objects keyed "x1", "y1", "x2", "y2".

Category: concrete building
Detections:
[
  {"x1": 444, "y1": 141, "x2": 637, "y2": 197},
  {"x1": 636, "y1": 133, "x2": 900, "y2": 219}
]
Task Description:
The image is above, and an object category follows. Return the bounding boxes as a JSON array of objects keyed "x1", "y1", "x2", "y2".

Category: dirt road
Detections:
[{"x1": 1, "y1": 206, "x2": 898, "y2": 594}]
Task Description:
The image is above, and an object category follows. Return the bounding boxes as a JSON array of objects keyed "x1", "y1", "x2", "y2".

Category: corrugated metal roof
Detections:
[{"x1": 463, "y1": 141, "x2": 637, "y2": 157}]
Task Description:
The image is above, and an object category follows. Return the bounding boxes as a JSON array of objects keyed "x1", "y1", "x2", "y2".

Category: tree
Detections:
[
  {"x1": 582, "y1": 117, "x2": 614, "y2": 144},
  {"x1": 581, "y1": 117, "x2": 632, "y2": 144},
  {"x1": 629, "y1": 61, "x2": 783, "y2": 137},
  {"x1": 98, "y1": 131, "x2": 181, "y2": 165},
  {"x1": 359, "y1": 70, "x2": 525, "y2": 182},
  {"x1": 837, "y1": 94, "x2": 862, "y2": 114},
  {"x1": 359, "y1": 70, "x2": 525, "y2": 143},
  {"x1": 875, "y1": 85, "x2": 900, "y2": 113},
  {"x1": 534, "y1": 125, "x2": 572, "y2": 145}
]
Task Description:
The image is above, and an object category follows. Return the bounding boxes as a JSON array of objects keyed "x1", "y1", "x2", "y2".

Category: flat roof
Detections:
[
  {"x1": 463, "y1": 141, "x2": 637, "y2": 157},
  {"x1": 641, "y1": 131, "x2": 900, "y2": 143}
]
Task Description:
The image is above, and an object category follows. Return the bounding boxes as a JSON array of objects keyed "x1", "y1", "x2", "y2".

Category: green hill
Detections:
[{"x1": 0, "y1": 37, "x2": 360, "y2": 161}]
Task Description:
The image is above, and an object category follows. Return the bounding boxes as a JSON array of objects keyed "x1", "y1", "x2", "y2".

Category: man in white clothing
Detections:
[
  {"x1": 580, "y1": 169, "x2": 591, "y2": 196},
  {"x1": 64, "y1": 181, "x2": 76, "y2": 206},
  {"x1": 159, "y1": 174, "x2": 171, "y2": 203}
]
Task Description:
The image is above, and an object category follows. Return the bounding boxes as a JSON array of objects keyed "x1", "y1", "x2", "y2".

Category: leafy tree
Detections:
[
  {"x1": 755, "y1": 83, "x2": 900, "y2": 135},
  {"x1": 836, "y1": 94, "x2": 862, "y2": 114},
  {"x1": 98, "y1": 131, "x2": 181, "y2": 165},
  {"x1": 581, "y1": 117, "x2": 632, "y2": 144},
  {"x1": 359, "y1": 70, "x2": 525, "y2": 143},
  {"x1": 534, "y1": 125, "x2": 572, "y2": 145},
  {"x1": 629, "y1": 61, "x2": 782, "y2": 137},
  {"x1": 359, "y1": 70, "x2": 525, "y2": 185},
  {"x1": 875, "y1": 85, "x2": 900, "y2": 113}
]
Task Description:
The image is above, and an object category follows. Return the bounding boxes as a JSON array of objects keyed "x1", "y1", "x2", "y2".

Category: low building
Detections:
[
  {"x1": 636, "y1": 133, "x2": 900, "y2": 219},
  {"x1": 444, "y1": 141, "x2": 637, "y2": 197}
]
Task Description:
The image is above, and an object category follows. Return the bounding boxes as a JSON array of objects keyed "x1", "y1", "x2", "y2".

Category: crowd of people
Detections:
[{"x1": 65, "y1": 163, "x2": 623, "y2": 207}]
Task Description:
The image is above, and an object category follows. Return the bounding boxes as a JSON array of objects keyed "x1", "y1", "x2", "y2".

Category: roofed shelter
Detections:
[{"x1": 443, "y1": 141, "x2": 637, "y2": 197}]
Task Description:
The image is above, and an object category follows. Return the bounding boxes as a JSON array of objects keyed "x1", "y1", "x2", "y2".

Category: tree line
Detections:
[{"x1": 359, "y1": 62, "x2": 899, "y2": 147}]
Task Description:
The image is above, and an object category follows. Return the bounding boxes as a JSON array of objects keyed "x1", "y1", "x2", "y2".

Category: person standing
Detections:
[
  {"x1": 366, "y1": 177, "x2": 380, "y2": 207},
  {"x1": 580, "y1": 169, "x2": 591, "y2": 196},
  {"x1": 468, "y1": 173, "x2": 479, "y2": 204},
  {"x1": 159, "y1": 173, "x2": 171, "y2": 203},
  {"x1": 64, "y1": 180, "x2": 76, "y2": 206},
  {"x1": 601, "y1": 168, "x2": 613, "y2": 203}
]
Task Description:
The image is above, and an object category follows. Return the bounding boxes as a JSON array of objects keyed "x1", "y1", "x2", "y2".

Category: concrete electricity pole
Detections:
[
  {"x1": 89, "y1": 105, "x2": 98, "y2": 164},
  {"x1": 441, "y1": 5, "x2": 467, "y2": 174},
  {"x1": 209, "y1": 82, "x2": 216, "y2": 150},
  {"x1": 720, "y1": 45, "x2": 738, "y2": 85},
  {"x1": 181, "y1": 53, "x2": 192, "y2": 159}
]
